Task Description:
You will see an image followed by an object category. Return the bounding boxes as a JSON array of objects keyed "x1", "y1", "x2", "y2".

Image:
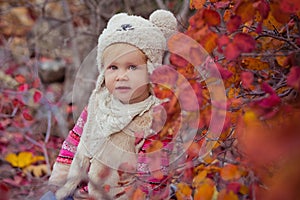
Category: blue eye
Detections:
[
  {"x1": 128, "y1": 65, "x2": 137, "y2": 70},
  {"x1": 108, "y1": 65, "x2": 118, "y2": 70}
]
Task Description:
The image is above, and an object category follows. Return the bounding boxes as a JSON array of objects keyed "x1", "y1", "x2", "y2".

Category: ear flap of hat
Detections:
[{"x1": 149, "y1": 10, "x2": 177, "y2": 39}]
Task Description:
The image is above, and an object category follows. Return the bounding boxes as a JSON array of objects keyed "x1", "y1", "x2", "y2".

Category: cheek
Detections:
[{"x1": 104, "y1": 74, "x2": 114, "y2": 91}]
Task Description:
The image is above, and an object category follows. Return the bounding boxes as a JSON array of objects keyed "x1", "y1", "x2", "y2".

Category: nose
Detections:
[{"x1": 116, "y1": 70, "x2": 128, "y2": 81}]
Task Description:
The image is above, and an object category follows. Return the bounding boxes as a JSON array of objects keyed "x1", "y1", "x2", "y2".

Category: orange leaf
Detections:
[
  {"x1": 190, "y1": 0, "x2": 205, "y2": 9},
  {"x1": 194, "y1": 182, "x2": 215, "y2": 200},
  {"x1": 203, "y1": 9, "x2": 221, "y2": 26},
  {"x1": 220, "y1": 164, "x2": 241, "y2": 181},
  {"x1": 218, "y1": 189, "x2": 239, "y2": 200},
  {"x1": 202, "y1": 32, "x2": 218, "y2": 53},
  {"x1": 223, "y1": 9, "x2": 232, "y2": 22},
  {"x1": 270, "y1": 2, "x2": 290, "y2": 23},
  {"x1": 241, "y1": 57, "x2": 269, "y2": 70},
  {"x1": 192, "y1": 170, "x2": 207, "y2": 187},
  {"x1": 235, "y1": 1, "x2": 256, "y2": 23},
  {"x1": 132, "y1": 188, "x2": 146, "y2": 200},
  {"x1": 15, "y1": 74, "x2": 26, "y2": 84},
  {"x1": 176, "y1": 182, "x2": 192, "y2": 199},
  {"x1": 145, "y1": 140, "x2": 163, "y2": 153}
]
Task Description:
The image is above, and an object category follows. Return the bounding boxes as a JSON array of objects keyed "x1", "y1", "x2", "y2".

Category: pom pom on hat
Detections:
[{"x1": 150, "y1": 10, "x2": 177, "y2": 39}]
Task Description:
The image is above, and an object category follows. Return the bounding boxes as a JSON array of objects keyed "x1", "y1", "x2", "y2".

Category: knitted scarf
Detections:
[{"x1": 80, "y1": 87, "x2": 157, "y2": 157}]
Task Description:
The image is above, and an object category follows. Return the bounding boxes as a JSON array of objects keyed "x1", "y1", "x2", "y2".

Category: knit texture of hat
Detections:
[{"x1": 94, "y1": 9, "x2": 177, "y2": 90}]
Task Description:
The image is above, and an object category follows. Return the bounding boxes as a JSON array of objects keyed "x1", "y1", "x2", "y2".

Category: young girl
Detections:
[{"x1": 47, "y1": 9, "x2": 177, "y2": 200}]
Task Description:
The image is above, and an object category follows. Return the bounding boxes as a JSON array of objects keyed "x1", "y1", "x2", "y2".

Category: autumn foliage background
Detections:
[{"x1": 1, "y1": 0, "x2": 300, "y2": 199}]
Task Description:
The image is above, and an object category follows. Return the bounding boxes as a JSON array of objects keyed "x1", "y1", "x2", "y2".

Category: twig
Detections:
[
  {"x1": 155, "y1": 0, "x2": 167, "y2": 10},
  {"x1": 44, "y1": 110, "x2": 52, "y2": 143},
  {"x1": 24, "y1": 134, "x2": 51, "y2": 174}
]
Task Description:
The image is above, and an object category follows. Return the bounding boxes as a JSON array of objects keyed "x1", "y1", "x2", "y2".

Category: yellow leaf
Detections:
[
  {"x1": 32, "y1": 155, "x2": 45, "y2": 163},
  {"x1": 23, "y1": 164, "x2": 48, "y2": 177},
  {"x1": 18, "y1": 151, "x2": 33, "y2": 168},
  {"x1": 5, "y1": 153, "x2": 18, "y2": 167},
  {"x1": 5, "y1": 152, "x2": 44, "y2": 168}
]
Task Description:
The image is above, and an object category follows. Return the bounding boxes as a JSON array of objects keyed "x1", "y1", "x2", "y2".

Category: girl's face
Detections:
[{"x1": 103, "y1": 44, "x2": 150, "y2": 104}]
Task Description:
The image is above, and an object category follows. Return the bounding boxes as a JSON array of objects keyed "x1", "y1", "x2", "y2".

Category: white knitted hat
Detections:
[{"x1": 94, "y1": 9, "x2": 177, "y2": 90}]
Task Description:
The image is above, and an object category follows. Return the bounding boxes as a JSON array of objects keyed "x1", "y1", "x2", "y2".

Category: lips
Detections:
[{"x1": 115, "y1": 86, "x2": 131, "y2": 92}]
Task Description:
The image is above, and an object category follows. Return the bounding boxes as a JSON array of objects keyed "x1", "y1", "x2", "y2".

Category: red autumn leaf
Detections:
[
  {"x1": 217, "y1": 35, "x2": 230, "y2": 52},
  {"x1": 261, "y1": 82, "x2": 275, "y2": 94},
  {"x1": 152, "y1": 86, "x2": 173, "y2": 99},
  {"x1": 191, "y1": 82, "x2": 202, "y2": 105},
  {"x1": 224, "y1": 43, "x2": 241, "y2": 61},
  {"x1": 241, "y1": 71, "x2": 254, "y2": 89},
  {"x1": 32, "y1": 78, "x2": 41, "y2": 88},
  {"x1": 227, "y1": 182, "x2": 241, "y2": 193},
  {"x1": 18, "y1": 84, "x2": 29, "y2": 92},
  {"x1": 33, "y1": 90, "x2": 42, "y2": 103},
  {"x1": 280, "y1": 0, "x2": 300, "y2": 14},
  {"x1": 187, "y1": 142, "x2": 201, "y2": 160},
  {"x1": 151, "y1": 104, "x2": 167, "y2": 134},
  {"x1": 257, "y1": 94, "x2": 281, "y2": 109},
  {"x1": 257, "y1": 0, "x2": 270, "y2": 20},
  {"x1": 226, "y1": 15, "x2": 242, "y2": 33},
  {"x1": 255, "y1": 82, "x2": 281, "y2": 108},
  {"x1": 256, "y1": 22, "x2": 263, "y2": 34},
  {"x1": 287, "y1": 66, "x2": 300, "y2": 91},
  {"x1": 217, "y1": 63, "x2": 233, "y2": 79},
  {"x1": 170, "y1": 54, "x2": 189, "y2": 68},
  {"x1": 178, "y1": 82, "x2": 200, "y2": 111},
  {"x1": 150, "y1": 65, "x2": 178, "y2": 88},
  {"x1": 203, "y1": 9, "x2": 221, "y2": 26},
  {"x1": 0, "y1": 182, "x2": 9, "y2": 200},
  {"x1": 214, "y1": 1, "x2": 231, "y2": 9},
  {"x1": 233, "y1": 33, "x2": 256, "y2": 53},
  {"x1": 22, "y1": 110, "x2": 33, "y2": 121},
  {"x1": 15, "y1": 74, "x2": 26, "y2": 84}
]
